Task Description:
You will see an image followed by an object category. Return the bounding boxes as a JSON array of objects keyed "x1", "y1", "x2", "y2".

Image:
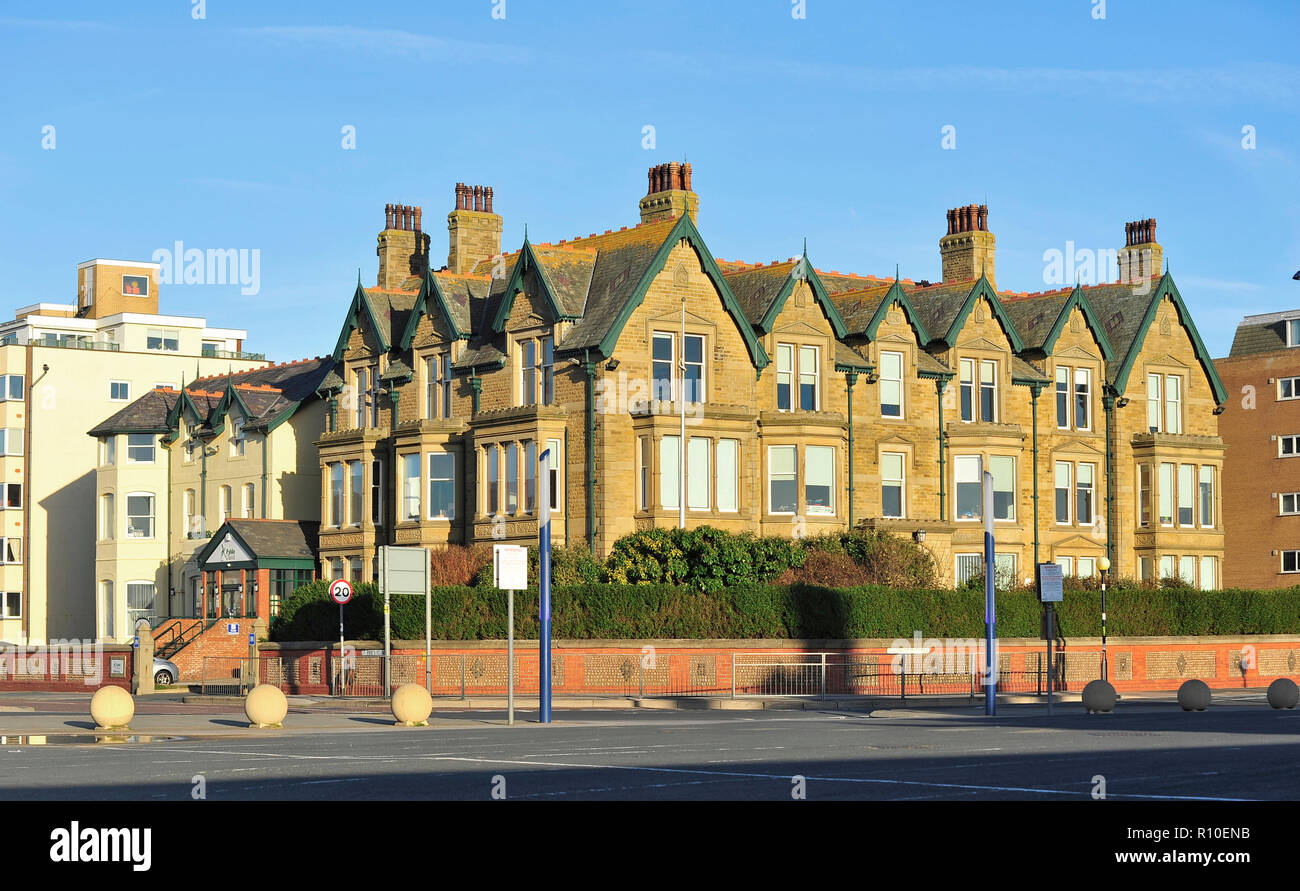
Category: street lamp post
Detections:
[{"x1": 1099, "y1": 556, "x2": 1111, "y2": 681}]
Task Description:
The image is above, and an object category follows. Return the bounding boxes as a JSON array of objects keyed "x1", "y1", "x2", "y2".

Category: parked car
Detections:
[{"x1": 153, "y1": 657, "x2": 180, "y2": 686}]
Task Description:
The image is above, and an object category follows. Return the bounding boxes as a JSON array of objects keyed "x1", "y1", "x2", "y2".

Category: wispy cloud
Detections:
[
  {"x1": 0, "y1": 18, "x2": 115, "y2": 31},
  {"x1": 235, "y1": 25, "x2": 535, "y2": 65},
  {"x1": 636, "y1": 49, "x2": 1300, "y2": 105}
]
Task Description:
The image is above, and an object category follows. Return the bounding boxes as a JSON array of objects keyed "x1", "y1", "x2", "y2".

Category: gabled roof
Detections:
[
  {"x1": 89, "y1": 357, "x2": 335, "y2": 438},
  {"x1": 331, "y1": 279, "x2": 420, "y2": 361},
  {"x1": 832, "y1": 279, "x2": 932, "y2": 344},
  {"x1": 397, "y1": 268, "x2": 487, "y2": 348},
  {"x1": 489, "y1": 239, "x2": 588, "y2": 332},
  {"x1": 553, "y1": 213, "x2": 769, "y2": 368},
  {"x1": 1002, "y1": 285, "x2": 1116, "y2": 361},
  {"x1": 1092, "y1": 273, "x2": 1227, "y2": 404},
  {"x1": 906, "y1": 275, "x2": 1026, "y2": 352},
  {"x1": 196, "y1": 519, "x2": 320, "y2": 566},
  {"x1": 721, "y1": 254, "x2": 848, "y2": 339}
]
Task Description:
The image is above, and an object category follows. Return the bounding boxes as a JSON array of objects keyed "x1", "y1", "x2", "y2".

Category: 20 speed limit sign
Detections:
[{"x1": 329, "y1": 579, "x2": 354, "y2": 605}]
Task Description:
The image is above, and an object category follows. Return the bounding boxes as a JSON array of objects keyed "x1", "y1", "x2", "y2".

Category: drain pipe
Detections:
[
  {"x1": 584, "y1": 349, "x2": 596, "y2": 553},
  {"x1": 846, "y1": 370, "x2": 858, "y2": 528}
]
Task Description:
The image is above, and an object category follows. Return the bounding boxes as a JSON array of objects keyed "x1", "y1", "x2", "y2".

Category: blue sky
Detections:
[{"x1": 1, "y1": 0, "x2": 1296, "y2": 361}]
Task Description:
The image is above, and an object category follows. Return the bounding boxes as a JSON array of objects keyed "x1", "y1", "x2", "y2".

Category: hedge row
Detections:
[{"x1": 269, "y1": 580, "x2": 1300, "y2": 642}]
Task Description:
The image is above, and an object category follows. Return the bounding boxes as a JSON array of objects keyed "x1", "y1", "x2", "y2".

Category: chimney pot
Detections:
[
  {"x1": 385, "y1": 203, "x2": 394, "y2": 229},
  {"x1": 669, "y1": 161, "x2": 681, "y2": 191},
  {"x1": 1148, "y1": 218, "x2": 1156, "y2": 243},
  {"x1": 978, "y1": 205, "x2": 988, "y2": 232},
  {"x1": 484, "y1": 186, "x2": 494, "y2": 214},
  {"x1": 413, "y1": 206, "x2": 422, "y2": 231},
  {"x1": 473, "y1": 185, "x2": 483, "y2": 212},
  {"x1": 683, "y1": 162, "x2": 692, "y2": 191}
]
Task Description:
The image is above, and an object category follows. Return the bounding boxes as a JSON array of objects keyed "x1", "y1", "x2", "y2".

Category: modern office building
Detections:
[
  {"x1": 311, "y1": 166, "x2": 1227, "y2": 587},
  {"x1": 1217, "y1": 311, "x2": 1300, "y2": 588},
  {"x1": 0, "y1": 258, "x2": 267, "y2": 644}
]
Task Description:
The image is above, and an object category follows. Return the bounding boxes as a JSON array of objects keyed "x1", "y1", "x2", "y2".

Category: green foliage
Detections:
[{"x1": 269, "y1": 576, "x2": 1300, "y2": 642}]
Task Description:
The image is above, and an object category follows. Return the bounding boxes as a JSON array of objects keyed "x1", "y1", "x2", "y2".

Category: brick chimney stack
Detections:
[
  {"x1": 447, "y1": 182, "x2": 504, "y2": 275},
  {"x1": 1118, "y1": 217, "x2": 1163, "y2": 283},
  {"x1": 939, "y1": 203, "x2": 996, "y2": 285},
  {"x1": 639, "y1": 161, "x2": 700, "y2": 224},
  {"x1": 376, "y1": 201, "x2": 430, "y2": 290}
]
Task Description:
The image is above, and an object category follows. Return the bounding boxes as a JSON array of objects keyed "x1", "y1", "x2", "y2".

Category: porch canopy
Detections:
[{"x1": 195, "y1": 520, "x2": 320, "y2": 623}]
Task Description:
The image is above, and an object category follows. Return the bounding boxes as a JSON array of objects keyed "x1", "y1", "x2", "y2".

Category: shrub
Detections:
[
  {"x1": 429, "y1": 545, "x2": 492, "y2": 587},
  {"x1": 774, "y1": 550, "x2": 872, "y2": 588}
]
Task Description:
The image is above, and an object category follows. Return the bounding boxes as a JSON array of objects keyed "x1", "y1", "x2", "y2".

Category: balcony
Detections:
[
  {"x1": 30, "y1": 335, "x2": 120, "y2": 351},
  {"x1": 203, "y1": 347, "x2": 266, "y2": 361}
]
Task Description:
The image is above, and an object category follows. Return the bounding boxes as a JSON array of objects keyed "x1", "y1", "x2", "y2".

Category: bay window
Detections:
[
  {"x1": 660, "y1": 435, "x2": 680, "y2": 510},
  {"x1": 768, "y1": 445, "x2": 797, "y2": 514},
  {"x1": 717, "y1": 439, "x2": 739, "y2": 512},
  {"x1": 955, "y1": 455, "x2": 982, "y2": 520},
  {"x1": 1178, "y1": 464, "x2": 1195, "y2": 527},
  {"x1": 402, "y1": 453, "x2": 421, "y2": 521},
  {"x1": 1199, "y1": 466, "x2": 1214, "y2": 527},
  {"x1": 427, "y1": 451, "x2": 455, "y2": 519},
  {"x1": 687, "y1": 437, "x2": 710, "y2": 511},
  {"x1": 989, "y1": 455, "x2": 1014, "y2": 520}
]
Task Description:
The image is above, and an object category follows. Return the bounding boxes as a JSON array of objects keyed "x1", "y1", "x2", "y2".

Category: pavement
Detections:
[{"x1": 1, "y1": 688, "x2": 1298, "y2": 801}]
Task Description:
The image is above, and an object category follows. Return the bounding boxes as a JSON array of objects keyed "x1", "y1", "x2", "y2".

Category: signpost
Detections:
[
  {"x1": 329, "y1": 578, "x2": 353, "y2": 696},
  {"x1": 378, "y1": 546, "x2": 431, "y2": 696},
  {"x1": 1036, "y1": 562, "x2": 1064, "y2": 716},
  {"x1": 494, "y1": 544, "x2": 528, "y2": 725}
]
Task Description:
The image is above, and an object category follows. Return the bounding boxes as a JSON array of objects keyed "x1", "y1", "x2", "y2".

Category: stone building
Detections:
[{"x1": 315, "y1": 166, "x2": 1226, "y2": 587}]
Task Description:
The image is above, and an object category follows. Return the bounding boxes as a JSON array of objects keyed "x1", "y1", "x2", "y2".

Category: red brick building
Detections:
[{"x1": 1218, "y1": 310, "x2": 1300, "y2": 587}]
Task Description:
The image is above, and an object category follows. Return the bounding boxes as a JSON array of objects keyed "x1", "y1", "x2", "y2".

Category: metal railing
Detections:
[
  {"x1": 239, "y1": 650, "x2": 1073, "y2": 701},
  {"x1": 202, "y1": 347, "x2": 267, "y2": 361},
  {"x1": 200, "y1": 657, "x2": 254, "y2": 695}
]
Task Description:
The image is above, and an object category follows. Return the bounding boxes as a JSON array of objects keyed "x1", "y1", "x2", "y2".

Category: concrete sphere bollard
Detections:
[
  {"x1": 391, "y1": 684, "x2": 434, "y2": 726},
  {"x1": 1082, "y1": 679, "x2": 1117, "y2": 714},
  {"x1": 90, "y1": 685, "x2": 135, "y2": 730},
  {"x1": 1178, "y1": 679, "x2": 1212, "y2": 711},
  {"x1": 244, "y1": 684, "x2": 288, "y2": 729},
  {"x1": 1267, "y1": 678, "x2": 1299, "y2": 710}
]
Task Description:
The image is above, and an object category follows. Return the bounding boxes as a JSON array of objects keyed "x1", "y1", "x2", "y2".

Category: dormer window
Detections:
[
  {"x1": 230, "y1": 416, "x2": 245, "y2": 457},
  {"x1": 517, "y1": 335, "x2": 555, "y2": 406}
]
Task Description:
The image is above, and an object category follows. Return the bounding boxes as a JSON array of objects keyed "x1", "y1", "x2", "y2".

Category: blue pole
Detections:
[
  {"x1": 539, "y1": 448, "x2": 553, "y2": 724},
  {"x1": 983, "y1": 471, "x2": 996, "y2": 717}
]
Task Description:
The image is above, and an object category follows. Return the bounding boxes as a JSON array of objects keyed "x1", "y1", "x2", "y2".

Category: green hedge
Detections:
[{"x1": 269, "y1": 580, "x2": 1300, "y2": 642}]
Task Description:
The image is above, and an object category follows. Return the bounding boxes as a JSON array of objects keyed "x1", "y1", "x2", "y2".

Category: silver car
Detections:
[{"x1": 153, "y1": 656, "x2": 180, "y2": 686}]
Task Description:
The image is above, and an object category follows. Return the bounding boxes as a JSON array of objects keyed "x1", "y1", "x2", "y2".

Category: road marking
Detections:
[{"x1": 424, "y1": 755, "x2": 1259, "y2": 801}]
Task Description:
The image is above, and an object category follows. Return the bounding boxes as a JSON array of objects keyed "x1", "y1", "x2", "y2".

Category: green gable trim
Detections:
[
  {"x1": 940, "y1": 275, "x2": 1026, "y2": 352},
  {"x1": 593, "y1": 214, "x2": 770, "y2": 368},
  {"x1": 1111, "y1": 274, "x2": 1228, "y2": 405},
  {"x1": 863, "y1": 280, "x2": 932, "y2": 344},
  {"x1": 489, "y1": 240, "x2": 576, "y2": 334},
  {"x1": 756, "y1": 257, "x2": 848, "y2": 339},
  {"x1": 331, "y1": 281, "x2": 390, "y2": 362},
  {"x1": 1038, "y1": 286, "x2": 1117, "y2": 361},
  {"x1": 398, "y1": 269, "x2": 468, "y2": 350}
]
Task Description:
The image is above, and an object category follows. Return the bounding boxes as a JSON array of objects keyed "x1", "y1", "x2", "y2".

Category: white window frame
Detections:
[
  {"x1": 1281, "y1": 492, "x2": 1300, "y2": 516},
  {"x1": 1054, "y1": 461, "x2": 1072, "y2": 525},
  {"x1": 798, "y1": 345, "x2": 819, "y2": 411},
  {"x1": 716, "y1": 438, "x2": 739, "y2": 513},
  {"x1": 880, "y1": 351, "x2": 904, "y2": 418},
  {"x1": 1076, "y1": 462, "x2": 1095, "y2": 526},
  {"x1": 1284, "y1": 550, "x2": 1300, "y2": 574},
  {"x1": 881, "y1": 452, "x2": 905, "y2": 519},
  {"x1": 954, "y1": 455, "x2": 983, "y2": 521},
  {"x1": 767, "y1": 444, "x2": 798, "y2": 516},
  {"x1": 687, "y1": 436, "x2": 711, "y2": 511},
  {"x1": 109, "y1": 380, "x2": 131, "y2": 402},
  {"x1": 427, "y1": 451, "x2": 455, "y2": 520},
  {"x1": 1074, "y1": 368, "x2": 1091, "y2": 431},
  {"x1": 959, "y1": 358, "x2": 975, "y2": 423},
  {"x1": 1280, "y1": 376, "x2": 1300, "y2": 400},
  {"x1": 776, "y1": 344, "x2": 793, "y2": 412},
  {"x1": 1280, "y1": 435, "x2": 1300, "y2": 458},
  {"x1": 99, "y1": 493, "x2": 115, "y2": 541},
  {"x1": 243, "y1": 483, "x2": 255, "y2": 519},
  {"x1": 125, "y1": 492, "x2": 155, "y2": 539},
  {"x1": 1055, "y1": 366, "x2": 1070, "y2": 429},
  {"x1": 126, "y1": 433, "x2": 154, "y2": 464}
]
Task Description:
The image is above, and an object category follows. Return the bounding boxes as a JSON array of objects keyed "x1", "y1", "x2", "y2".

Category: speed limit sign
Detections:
[{"x1": 329, "y1": 578, "x2": 354, "y2": 605}]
